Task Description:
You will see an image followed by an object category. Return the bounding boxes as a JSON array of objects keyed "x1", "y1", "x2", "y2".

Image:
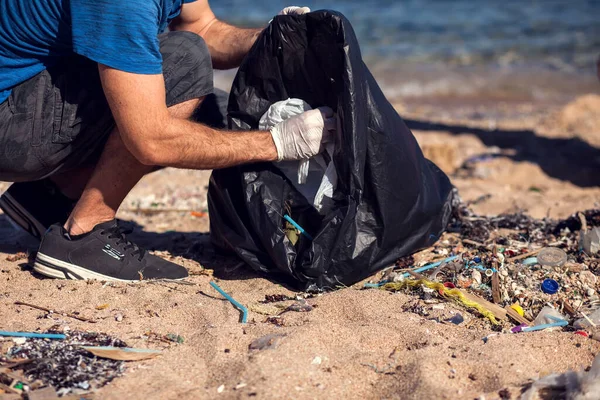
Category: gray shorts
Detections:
[{"x1": 0, "y1": 31, "x2": 226, "y2": 182}]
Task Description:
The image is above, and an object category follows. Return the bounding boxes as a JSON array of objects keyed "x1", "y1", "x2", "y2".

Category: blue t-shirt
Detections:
[{"x1": 0, "y1": 0, "x2": 197, "y2": 104}]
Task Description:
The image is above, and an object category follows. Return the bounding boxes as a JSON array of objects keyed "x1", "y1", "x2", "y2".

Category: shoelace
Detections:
[{"x1": 100, "y1": 225, "x2": 146, "y2": 261}]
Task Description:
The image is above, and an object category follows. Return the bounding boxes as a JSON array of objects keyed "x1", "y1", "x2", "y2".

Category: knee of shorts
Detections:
[{"x1": 161, "y1": 31, "x2": 214, "y2": 106}]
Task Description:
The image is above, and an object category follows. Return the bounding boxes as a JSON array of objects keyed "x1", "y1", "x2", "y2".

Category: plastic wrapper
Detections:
[{"x1": 208, "y1": 10, "x2": 454, "y2": 290}]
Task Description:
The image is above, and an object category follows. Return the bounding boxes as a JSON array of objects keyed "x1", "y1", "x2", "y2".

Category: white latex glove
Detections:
[
  {"x1": 270, "y1": 107, "x2": 335, "y2": 161},
  {"x1": 278, "y1": 6, "x2": 311, "y2": 15}
]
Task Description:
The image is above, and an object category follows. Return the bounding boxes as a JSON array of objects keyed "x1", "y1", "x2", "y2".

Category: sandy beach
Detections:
[{"x1": 1, "y1": 88, "x2": 600, "y2": 399}]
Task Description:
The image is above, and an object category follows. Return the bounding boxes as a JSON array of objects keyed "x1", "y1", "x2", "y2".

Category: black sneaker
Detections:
[
  {"x1": 0, "y1": 180, "x2": 76, "y2": 240},
  {"x1": 34, "y1": 220, "x2": 188, "y2": 281}
]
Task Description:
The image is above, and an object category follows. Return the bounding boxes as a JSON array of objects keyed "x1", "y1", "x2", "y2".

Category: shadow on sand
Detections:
[{"x1": 405, "y1": 119, "x2": 600, "y2": 188}]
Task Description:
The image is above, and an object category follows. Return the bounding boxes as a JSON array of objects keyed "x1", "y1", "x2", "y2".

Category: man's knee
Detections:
[{"x1": 159, "y1": 31, "x2": 214, "y2": 107}]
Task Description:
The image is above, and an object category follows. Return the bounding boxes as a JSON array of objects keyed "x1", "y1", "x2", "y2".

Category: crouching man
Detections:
[{"x1": 0, "y1": 1, "x2": 332, "y2": 281}]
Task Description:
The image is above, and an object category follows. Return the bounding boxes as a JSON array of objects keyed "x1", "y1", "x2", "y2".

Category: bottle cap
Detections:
[
  {"x1": 510, "y1": 303, "x2": 524, "y2": 317},
  {"x1": 541, "y1": 278, "x2": 559, "y2": 294}
]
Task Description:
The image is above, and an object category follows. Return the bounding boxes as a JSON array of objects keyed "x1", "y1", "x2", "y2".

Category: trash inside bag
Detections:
[
  {"x1": 259, "y1": 98, "x2": 337, "y2": 211},
  {"x1": 208, "y1": 10, "x2": 454, "y2": 290}
]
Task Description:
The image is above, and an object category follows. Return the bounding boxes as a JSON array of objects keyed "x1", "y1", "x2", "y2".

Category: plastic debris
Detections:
[
  {"x1": 445, "y1": 313, "x2": 465, "y2": 325},
  {"x1": 574, "y1": 308, "x2": 600, "y2": 329},
  {"x1": 1, "y1": 331, "x2": 127, "y2": 396},
  {"x1": 210, "y1": 281, "x2": 248, "y2": 323},
  {"x1": 581, "y1": 227, "x2": 600, "y2": 255},
  {"x1": 82, "y1": 346, "x2": 162, "y2": 361},
  {"x1": 510, "y1": 303, "x2": 524, "y2": 317},
  {"x1": 0, "y1": 331, "x2": 66, "y2": 340},
  {"x1": 248, "y1": 334, "x2": 286, "y2": 351},
  {"x1": 537, "y1": 247, "x2": 567, "y2": 267},
  {"x1": 521, "y1": 354, "x2": 600, "y2": 400},
  {"x1": 541, "y1": 278, "x2": 560, "y2": 294}
]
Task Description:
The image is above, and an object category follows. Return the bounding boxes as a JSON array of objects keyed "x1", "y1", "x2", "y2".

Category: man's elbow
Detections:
[{"x1": 121, "y1": 133, "x2": 166, "y2": 167}]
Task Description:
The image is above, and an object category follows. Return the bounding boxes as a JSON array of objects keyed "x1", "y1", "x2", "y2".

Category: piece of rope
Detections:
[{"x1": 382, "y1": 278, "x2": 500, "y2": 325}]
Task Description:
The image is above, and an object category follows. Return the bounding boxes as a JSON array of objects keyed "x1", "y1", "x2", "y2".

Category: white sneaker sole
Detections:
[{"x1": 34, "y1": 252, "x2": 137, "y2": 282}]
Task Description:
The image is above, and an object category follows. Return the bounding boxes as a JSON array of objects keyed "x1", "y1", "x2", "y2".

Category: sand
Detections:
[{"x1": 1, "y1": 94, "x2": 600, "y2": 400}]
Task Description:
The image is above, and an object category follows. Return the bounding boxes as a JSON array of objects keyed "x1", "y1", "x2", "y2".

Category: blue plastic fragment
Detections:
[
  {"x1": 0, "y1": 331, "x2": 66, "y2": 340},
  {"x1": 210, "y1": 281, "x2": 248, "y2": 323},
  {"x1": 541, "y1": 279, "x2": 559, "y2": 294},
  {"x1": 474, "y1": 257, "x2": 481, "y2": 263},
  {"x1": 522, "y1": 257, "x2": 539, "y2": 266}
]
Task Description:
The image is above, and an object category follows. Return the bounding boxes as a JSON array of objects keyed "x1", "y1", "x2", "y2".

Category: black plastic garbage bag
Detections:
[{"x1": 208, "y1": 11, "x2": 454, "y2": 290}]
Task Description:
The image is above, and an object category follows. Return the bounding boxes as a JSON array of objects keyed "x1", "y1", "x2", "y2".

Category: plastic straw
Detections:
[
  {"x1": 401, "y1": 255, "x2": 459, "y2": 278},
  {"x1": 210, "y1": 281, "x2": 248, "y2": 323},
  {"x1": 284, "y1": 214, "x2": 313, "y2": 240},
  {"x1": 521, "y1": 316, "x2": 568, "y2": 332},
  {"x1": 0, "y1": 331, "x2": 66, "y2": 339}
]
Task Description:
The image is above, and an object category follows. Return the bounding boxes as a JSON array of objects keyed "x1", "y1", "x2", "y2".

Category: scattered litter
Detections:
[
  {"x1": 5, "y1": 252, "x2": 27, "y2": 262},
  {"x1": 165, "y1": 334, "x2": 184, "y2": 344},
  {"x1": 262, "y1": 294, "x2": 293, "y2": 303},
  {"x1": 82, "y1": 346, "x2": 162, "y2": 361},
  {"x1": 0, "y1": 331, "x2": 66, "y2": 340},
  {"x1": 382, "y1": 279, "x2": 500, "y2": 325},
  {"x1": 283, "y1": 299, "x2": 313, "y2": 313},
  {"x1": 95, "y1": 304, "x2": 110, "y2": 310},
  {"x1": 14, "y1": 301, "x2": 97, "y2": 323},
  {"x1": 445, "y1": 314, "x2": 465, "y2": 325},
  {"x1": 210, "y1": 281, "x2": 248, "y2": 323},
  {"x1": 27, "y1": 386, "x2": 58, "y2": 400},
  {"x1": 581, "y1": 227, "x2": 600, "y2": 255},
  {"x1": 249, "y1": 333, "x2": 286, "y2": 352},
  {"x1": 521, "y1": 354, "x2": 600, "y2": 400},
  {"x1": 217, "y1": 384, "x2": 225, "y2": 393},
  {"x1": 574, "y1": 308, "x2": 600, "y2": 329},
  {"x1": 1, "y1": 331, "x2": 128, "y2": 396},
  {"x1": 235, "y1": 383, "x2": 247, "y2": 390},
  {"x1": 312, "y1": 356, "x2": 322, "y2": 365},
  {"x1": 115, "y1": 313, "x2": 123, "y2": 322}
]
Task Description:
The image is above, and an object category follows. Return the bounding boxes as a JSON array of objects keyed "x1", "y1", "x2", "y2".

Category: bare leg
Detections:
[{"x1": 64, "y1": 98, "x2": 202, "y2": 235}]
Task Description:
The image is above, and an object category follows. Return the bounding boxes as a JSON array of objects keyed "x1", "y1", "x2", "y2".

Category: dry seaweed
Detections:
[{"x1": 1, "y1": 331, "x2": 127, "y2": 396}]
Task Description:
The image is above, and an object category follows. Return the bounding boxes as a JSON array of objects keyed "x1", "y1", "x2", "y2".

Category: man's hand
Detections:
[
  {"x1": 270, "y1": 107, "x2": 335, "y2": 161},
  {"x1": 171, "y1": 0, "x2": 262, "y2": 70},
  {"x1": 278, "y1": 6, "x2": 311, "y2": 15}
]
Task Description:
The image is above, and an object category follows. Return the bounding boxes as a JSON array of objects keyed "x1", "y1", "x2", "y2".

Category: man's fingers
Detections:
[
  {"x1": 323, "y1": 117, "x2": 336, "y2": 132},
  {"x1": 317, "y1": 106, "x2": 334, "y2": 119}
]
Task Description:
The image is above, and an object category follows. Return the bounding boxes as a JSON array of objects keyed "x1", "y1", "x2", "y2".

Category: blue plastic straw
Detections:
[
  {"x1": 0, "y1": 331, "x2": 66, "y2": 340},
  {"x1": 210, "y1": 281, "x2": 248, "y2": 323},
  {"x1": 521, "y1": 316, "x2": 568, "y2": 332},
  {"x1": 284, "y1": 214, "x2": 313, "y2": 240},
  {"x1": 401, "y1": 255, "x2": 460, "y2": 278}
]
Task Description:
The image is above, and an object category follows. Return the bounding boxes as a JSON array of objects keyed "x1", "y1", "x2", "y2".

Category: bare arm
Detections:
[
  {"x1": 99, "y1": 65, "x2": 277, "y2": 169},
  {"x1": 170, "y1": 0, "x2": 262, "y2": 69}
]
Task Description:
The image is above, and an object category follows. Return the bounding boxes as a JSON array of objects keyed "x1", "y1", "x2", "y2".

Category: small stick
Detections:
[
  {"x1": 560, "y1": 299, "x2": 577, "y2": 317},
  {"x1": 492, "y1": 272, "x2": 501, "y2": 304},
  {"x1": 507, "y1": 249, "x2": 542, "y2": 262},
  {"x1": 578, "y1": 212, "x2": 588, "y2": 233},
  {"x1": 14, "y1": 301, "x2": 97, "y2": 324},
  {"x1": 581, "y1": 311, "x2": 597, "y2": 328},
  {"x1": 463, "y1": 239, "x2": 488, "y2": 249}
]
